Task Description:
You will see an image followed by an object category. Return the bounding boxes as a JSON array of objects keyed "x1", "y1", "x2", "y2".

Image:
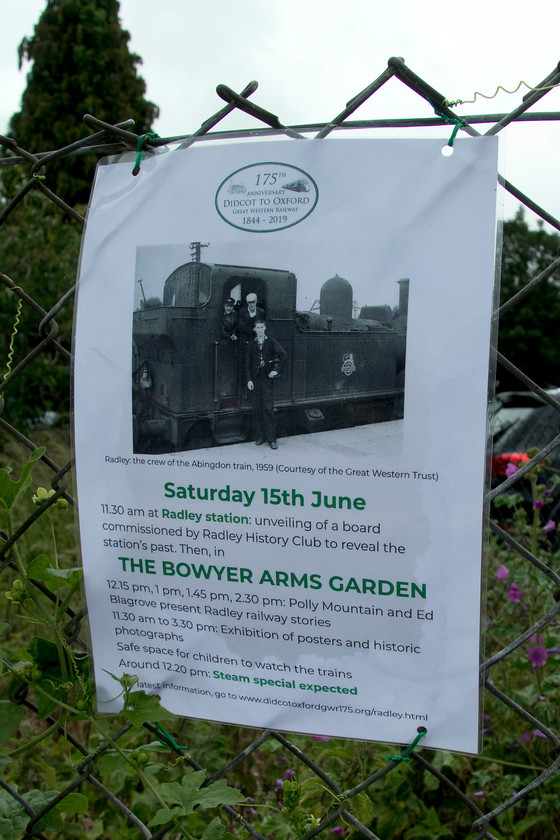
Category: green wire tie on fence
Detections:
[
  {"x1": 153, "y1": 722, "x2": 188, "y2": 752},
  {"x1": 433, "y1": 108, "x2": 467, "y2": 148},
  {"x1": 132, "y1": 132, "x2": 160, "y2": 176},
  {"x1": 386, "y1": 726, "x2": 427, "y2": 762}
]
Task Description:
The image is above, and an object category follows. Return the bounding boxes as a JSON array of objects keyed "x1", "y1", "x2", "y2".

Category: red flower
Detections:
[{"x1": 491, "y1": 453, "x2": 530, "y2": 477}]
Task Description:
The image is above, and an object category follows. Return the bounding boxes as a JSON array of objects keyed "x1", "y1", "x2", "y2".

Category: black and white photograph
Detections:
[{"x1": 132, "y1": 244, "x2": 408, "y2": 454}]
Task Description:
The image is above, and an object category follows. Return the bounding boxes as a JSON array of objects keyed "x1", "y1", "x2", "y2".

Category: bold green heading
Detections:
[{"x1": 163, "y1": 482, "x2": 366, "y2": 511}]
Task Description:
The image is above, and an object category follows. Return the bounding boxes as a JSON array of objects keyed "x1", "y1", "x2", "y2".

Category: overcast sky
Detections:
[{"x1": 2, "y1": 0, "x2": 560, "y2": 225}]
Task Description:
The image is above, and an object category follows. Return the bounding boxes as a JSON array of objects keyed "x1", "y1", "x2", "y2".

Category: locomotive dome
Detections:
[{"x1": 320, "y1": 274, "x2": 353, "y2": 322}]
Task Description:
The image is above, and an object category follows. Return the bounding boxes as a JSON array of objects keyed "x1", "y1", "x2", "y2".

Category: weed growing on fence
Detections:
[
  {"x1": 1, "y1": 432, "x2": 559, "y2": 839},
  {"x1": 0, "y1": 445, "x2": 244, "y2": 839}
]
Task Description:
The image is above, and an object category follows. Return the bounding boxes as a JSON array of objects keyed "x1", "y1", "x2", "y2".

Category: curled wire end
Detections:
[
  {"x1": 444, "y1": 79, "x2": 560, "y2": 109},
  {"x1": 3, "y1": 287, "x2": 23, "y2": 382}
]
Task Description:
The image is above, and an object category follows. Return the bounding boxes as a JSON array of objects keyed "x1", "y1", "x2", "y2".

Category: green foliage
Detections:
[
  {"x1": 0, "y1": 787, "x2": 72, "y2": 837},
  {"x1": 403, "y1": 807, "x2": 454, "y2": 839},
  {"x1": 0, "y1": 193, "x2": 80, "y2": 427},
  {"x1": 0, "y1": 1, "x2": 160, "y2": 428},
  {"x1": 498, "y1": 208, "x2": 560, "y2": 388},
  {"x1": 4, "y1": 0, "x2": 159, "y2": 206},
  {"x1": 1, "y1": 434, "x2": 560, "y2": 839},
  {"x1": 0, "y1": 446, "x2": 45, "y2": 511},
  {"x1": 0, "y1": 445, "x2": 248, "y2": 839},
  {"x1": 280, "y1": 778, "x2": 321, "y2": 837},
  {"x1": 0, "y1": 702, "x2": 26, "y2": 743},
  {"x1": 150, "y1": 771, "x2": 245, "y2": 826}
]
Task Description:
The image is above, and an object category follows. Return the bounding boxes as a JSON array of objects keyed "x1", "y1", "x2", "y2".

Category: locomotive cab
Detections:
[{"x1": 133, "y1": 261, "x2": 296, "y2": 450}]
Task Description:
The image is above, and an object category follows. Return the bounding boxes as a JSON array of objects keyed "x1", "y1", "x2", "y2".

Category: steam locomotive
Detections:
[{"x1": 132, "y1": 254, "x2": 408, "y2": 453}]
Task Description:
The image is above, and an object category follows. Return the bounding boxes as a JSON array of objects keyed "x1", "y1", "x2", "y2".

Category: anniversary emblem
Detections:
[{"x1": 215, "y1": 162, "x2": 319, "y2": 232}]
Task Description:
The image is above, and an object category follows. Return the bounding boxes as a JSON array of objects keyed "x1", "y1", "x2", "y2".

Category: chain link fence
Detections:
[{"x1": 1, "y1": 57, "x2": 560, "y2": 839}]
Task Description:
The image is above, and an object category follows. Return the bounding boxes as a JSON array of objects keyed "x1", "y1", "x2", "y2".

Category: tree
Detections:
[
  {"x1": 0, "y1": 0, "x2": 160, "y2": 429},
  {"x1": 498, "y1": 208, "x2": 560, "y2": 390},
  {"x1": 5, "y1": 0, "x2": 159, "y2": 207},
  {"x1": 0, "y1": 193, "x2": 81, "y2": 429}
]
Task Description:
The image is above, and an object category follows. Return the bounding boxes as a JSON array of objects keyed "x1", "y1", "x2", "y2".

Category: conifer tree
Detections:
[
  {"x1": 0, "y1": 0, "x2": 159, "y2": 428},
  {"x1": 6, "y1": 0, "x2": 159, "y2": 206},
  {"x1": 498, "y1": 208, "x2": 560, "y2": 389}
]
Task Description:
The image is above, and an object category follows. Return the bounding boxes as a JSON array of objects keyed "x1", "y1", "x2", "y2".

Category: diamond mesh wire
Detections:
[{"x1": 1, "y1": 57, "x2": 560, "y2": 839}]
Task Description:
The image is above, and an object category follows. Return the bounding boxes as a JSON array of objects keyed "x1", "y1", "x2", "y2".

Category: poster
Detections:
[{"x1": 74, "y1": 136, "x2": 499, "y2": 754}]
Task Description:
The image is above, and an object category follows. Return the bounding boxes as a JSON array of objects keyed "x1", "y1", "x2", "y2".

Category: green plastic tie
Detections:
[
  {"x1": 132, "y1": 132, "x2": 159, "y2": 176},
  {"x1": 387, "y1": 727, "x2": 427, "y2": 762},
  {"x1": 433, "y1": 107, "x2": 467, "y2": 147},
  {"x1": 153, "y1": 722, "x2": 188, "y2": 751}
]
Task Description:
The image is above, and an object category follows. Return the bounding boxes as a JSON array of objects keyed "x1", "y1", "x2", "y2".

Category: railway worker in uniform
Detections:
[
  {"x1": 218, "y1": 297, "x2": 239, "y2": 396},
  {"x1": 220, "y1": 297, "x2": 238, "y2": 342},
  {"x1": 237, "y1": 292, "x2": 265, "y2": 343},
  {"x1": 246, "y1": 320, "x2": 287, "y2": 450}
]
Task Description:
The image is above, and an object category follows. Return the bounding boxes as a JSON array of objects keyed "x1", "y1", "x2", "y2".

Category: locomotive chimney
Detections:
[
  {"x1": 397, "y1": 278, "x2": 409, "y2": 322},
  {"x1": 189, "y1": 241, "x2": 209, "y2": 262}
]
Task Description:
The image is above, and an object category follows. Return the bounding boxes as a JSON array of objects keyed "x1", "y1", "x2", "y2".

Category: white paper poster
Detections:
[{"x1": 74, "y1": 136, "x2": 499, "y2": 754}]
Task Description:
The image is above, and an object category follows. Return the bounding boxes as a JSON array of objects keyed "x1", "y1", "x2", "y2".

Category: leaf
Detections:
[
  {"x1": 57, "y1": 792, "x2": 89, "y2": 814},
  {"x1": 27, "y1": 555, "x2": 51, "y2": 578},
  {"x1": 193, "y1": 777, "x2": 245, "y2": 810},
  {"x1": 27, "y1": 556, "x2": 82, "y2": 592},
  {"x1": 158, "y1": 771, "x2": 244, "y2": 819},
  {"x1": 25, "y1": 651, "x2": 70, "y2": 718},
  {"x1": 34, "y1": 680, "x2": 63, "y2": 720},
  {"x1": 0, "y1": 816, "x2": 27, "y2": 840},
  {"x1": 512, "y1": 816, "x2": 545, "y2": 837},
  {"x1": 0, "y1": 754, "x2": 12, "y2": 771},
  {"x1": 99, "y1": 752, "x2": 124, "y2": 777},
  {"x1": 493, "y1": 493, "x2": 524, "y2": 508},
  {"x1": 149, "y1": 806, "x2": 178, "y2": 827},
  {"x1": 422, "y1": 769, "x2": 440, "y2": 791},
  {"x1": 201, "y1": 816, "x2": 236, "y2": 840},
  {"x1": 27, "y1": 555, "x2": 64, "y2": 591},
  {"x1": 25, "y1": 790, "x2": 63, "y2": 832},
  {"x1": 0, "y1": 702, "x2": 25, "y2": 744},
  {"x1": 104, "y1": 669, "x2": 126, "y2": 684},
  {"x1": 26, "y1": 637, "x2": 59, "y2": 670},
  {"x1": 0, "y1": 448, "x2": 45, "y2": 512},
  {"x1": 160, "y1": 778, "x2": 194, "y2": 808},
  {"x1": 404, "y1": 807, "x2": 454, "y2": 839},
  {"x1": 36, "y1": 807, "x2": 64, "y2": 833},
  {"x1": 44, "y1": 567, "x2": 82, "y2": 591},
  {"x1": 47, "y1": 567, "x2": 82, "y2": 586},
  {"x1": 0, "y1": 790, "x2": 64, "y2": 833},
  {"x1": 431, "y1": 750, "x2": 463, "y2": 773},
  {"x1": 122, "y1": 691, "x2": 171, "y2": 726}
]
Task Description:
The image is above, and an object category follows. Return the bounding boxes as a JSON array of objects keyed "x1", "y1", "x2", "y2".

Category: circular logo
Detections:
[{"x1": 215, "y1": 162, "x2": 318, "y2": 232}]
